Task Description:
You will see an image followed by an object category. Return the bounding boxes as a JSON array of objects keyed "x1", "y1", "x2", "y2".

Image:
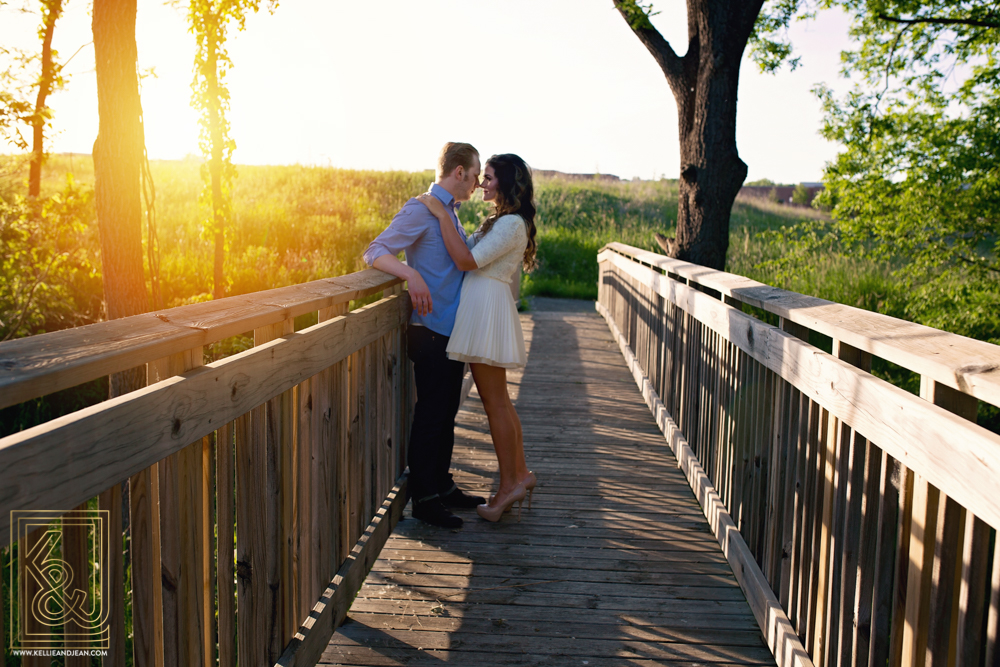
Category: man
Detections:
[{"x1": 363, "y1": 142, "x2": 485, "y2": 529}]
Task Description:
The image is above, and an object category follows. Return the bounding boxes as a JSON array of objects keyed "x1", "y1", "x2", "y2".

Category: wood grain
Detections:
[
  {"x1": 0, "y1": 295, "x2": 409, "y2": 546},
  {"x1": 599, "y1": 252, "x2": 1000, "y2": 531},
  {"x1": 600, "y1": 244, "x2": 1000, "y2": 407},
  {"x1": 323, "y1": 309, "x2": 780, "y2": 667},
  {"x1": 0, "y1": 269, "x2": 402, "y2": 410}
]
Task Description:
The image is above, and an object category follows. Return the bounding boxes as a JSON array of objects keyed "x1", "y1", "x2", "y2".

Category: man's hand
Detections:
[{"x1": 407, "y1": 272, "x2": 433, "y2": 316}]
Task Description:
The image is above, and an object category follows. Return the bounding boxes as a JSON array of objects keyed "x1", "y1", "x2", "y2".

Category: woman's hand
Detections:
[{"x1": 416, "y1": 193, "x2": 450, "y2": 221}]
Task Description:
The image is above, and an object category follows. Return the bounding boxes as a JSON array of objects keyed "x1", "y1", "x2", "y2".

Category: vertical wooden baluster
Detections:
[
  {"x1": 851, "y1": 439, "x2": 882, "y2": 664},
  {"x1": 730, "y1": 349, "x2": 749, "y2": 523},
  {"x1": 236, "y1": 406, "x2": 268, "y2": 667},
  {"x1": 100, "y1": 482, "x2": 126, "y2": 667},
  {"x1": 149, "y1": 348, "x2": 203, "y2": 667},
  {"x1": 813, "y1": 342, "x2": 849, "y2": 665},
  {"x1": 202, "y1": 434, "x2": 214, "y2": 665},
  {"x1": 830, "y1": 424, "x2": 863, "y2": 665},
  {"x1": 63, "y1": 503, "x2": 92, "y2": 667},
  {"x1": 349, "y1": 348, "x2": 363, "y2": 544},
  {"x1": 822, "y1": 341, "x2": 871, "y2": 666},
  {"x1": 367, "y1": 337, "x2": 379, "y2": 518},
  {"x1": 257, "y1": 319, "x2": 292, "y2": 663},
  {"x1": 955, "y1": 515, "x2": 991, "y2": 665},
  {"x1": 788, "y1": 393, "x2": 812, "y2": 630},
  {"x1": 985, "y1": 536, "x2": 1000, "y2": 664},
  {"x1": 901, "y1": 468, "x2": 937, "y2": 665},
  {"x1": 779, "y1": 388, "x2": 802, "y2": 610},
  {"x1": 178, "y1": 435, "x2": 208, "y2": 667},
  {"x1": 869, "y1": 452, "x2": 903, "y2": 667},
  {"x1": 216, "y1": 422, "x2": 235, "y2": 667},
  {"x1": 20, "y1": 526, "x2": 48, "y2": 667},
  {"x1": 766, "y1": 379, "x2": 792, "y2": 593},
  {"x1": 754, "y1": 367, "x2": 775, "y2": 563},
  {"x1": 381, "y1": 332, "x2": 393, "y2": 500},
  {"x1": 129, "y1": 461, "x2": 161, "y2": 667},
  {"x1": 338, "y1": 347, "x2": 353, "y2": 562},
  {"x1": 806, "y1": 403, "x2": 830, "y2": 649},
  {"x1": 297, "y1": 366, "x2": 313, "y2": 627},
  {"x1": 889, "y1": 464, "x2": 916, "y2": 666},
  {"x1": 312, "y1": 304, "x2": 338, "y2": 604}
]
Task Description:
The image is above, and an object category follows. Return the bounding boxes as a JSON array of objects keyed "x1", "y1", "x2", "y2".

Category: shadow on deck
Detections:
[{"x1": 322, "y1": 303, "x2": 775, "y2": 666}]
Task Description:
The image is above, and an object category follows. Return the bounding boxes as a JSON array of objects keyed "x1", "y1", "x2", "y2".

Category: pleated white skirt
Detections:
[{"x1": 446, "y1": 271, "x2": 526, "y2": 368}]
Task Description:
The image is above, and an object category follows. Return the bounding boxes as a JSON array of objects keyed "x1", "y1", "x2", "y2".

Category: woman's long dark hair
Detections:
[{"x1": 479, "y1": 153, "x2": 538, "y2": 272}]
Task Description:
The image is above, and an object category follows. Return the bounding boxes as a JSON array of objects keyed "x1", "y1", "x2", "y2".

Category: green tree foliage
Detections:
[
  {"x1": 0, "y1": 175, "x2": 102, "y2": 341},
  {"x1": 0, "y1": 0, "x2": 68, "y2": 172},
  {"x1": 186, "y1": 0, "x2": 277, "y2": 299},
  {"x1": 811, "y1": 0, "x2": 1000, "y2": 341}
]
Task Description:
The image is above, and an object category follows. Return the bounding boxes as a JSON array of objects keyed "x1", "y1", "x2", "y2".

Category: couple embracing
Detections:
[{"x1": 363, "y1": 142, "x2": 538, "y2": 529}]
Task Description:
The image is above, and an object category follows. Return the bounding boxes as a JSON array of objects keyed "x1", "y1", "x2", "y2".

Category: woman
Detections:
[{"x1": 416, "y1": 153, "x2": 537, "y2": 522}]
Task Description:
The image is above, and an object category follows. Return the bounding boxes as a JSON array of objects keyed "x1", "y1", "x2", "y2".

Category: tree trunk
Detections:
[
  {"x1": 616, "y1": 0, "x2": 762, "y2": 270},
  {"x1": 28, "y1": 0, "x2": 64, "y2": 198},
  {"x1": 93, "y1": 0, "x2": 148, "y2": 395},
  {"x1": 207, "y1": 26, "x2": 226, "y2": 300}
]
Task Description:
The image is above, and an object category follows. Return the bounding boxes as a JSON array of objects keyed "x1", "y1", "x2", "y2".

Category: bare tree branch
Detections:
[{"x1": 612, "y1": 1, "x2": 687, "y2": 88}]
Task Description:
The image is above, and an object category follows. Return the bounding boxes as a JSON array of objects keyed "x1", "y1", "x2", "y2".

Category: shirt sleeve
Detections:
[
  {"x1": 363, "y1": 201, "x2": 427, "y2": 266},
  {"x1": 471, "y1": 215, "x2": 523, "y2": 268}
]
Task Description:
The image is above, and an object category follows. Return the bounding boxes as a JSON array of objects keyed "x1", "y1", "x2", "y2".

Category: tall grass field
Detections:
[{"x1": 1, "y1": 155, "x2": 996, "y2": 433}]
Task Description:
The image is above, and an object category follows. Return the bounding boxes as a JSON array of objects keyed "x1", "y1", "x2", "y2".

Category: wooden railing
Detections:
[
  {"x1": 597, "y1": 242, "x2": 1000, "y2": 667},
  {"x1": 0, "y1": 268, "x2": 414, "y2": 667}
]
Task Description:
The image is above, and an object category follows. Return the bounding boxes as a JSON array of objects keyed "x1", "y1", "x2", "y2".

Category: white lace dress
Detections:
[{"x1": 446, "y1": 214, "x2": 528, "y2": 368}]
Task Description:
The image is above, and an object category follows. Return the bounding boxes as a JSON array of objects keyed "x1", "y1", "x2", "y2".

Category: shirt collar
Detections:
[{"x1": 430, "y1": 182, "x2": 461, "y2": 211}]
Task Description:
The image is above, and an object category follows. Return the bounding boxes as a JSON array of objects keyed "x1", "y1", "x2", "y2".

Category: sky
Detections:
[{"x1": 1, "y1": 1, "x2": 856, "y2": 182}]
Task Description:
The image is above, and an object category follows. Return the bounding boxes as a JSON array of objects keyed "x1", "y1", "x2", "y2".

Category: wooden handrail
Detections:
[
  {"x1": 0, "y1": 295, "x2": 409, "y2": 545},
  {"x1": 0, "y1": 269, "x2": 413, "y2": 667},
  {"x1": 602, "y1": 242, "x2": 1000, "y2": 408},
  {"x1": 0, "y1": 268, "x2": 401, "y2": 411},
  {"x1": 597, "y1": 246, "x2": 1000, "y2": 667}
]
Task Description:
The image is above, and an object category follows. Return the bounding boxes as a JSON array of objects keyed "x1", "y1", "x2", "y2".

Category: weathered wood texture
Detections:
[
  {"x1": 0, "y1": 275, "x2": 411, "y2": 667},
  {"x1": 598, "y1": 244, "x2": 1000, "y2": 667},
  {"x1": 323, "y1": 309, "x2": 777, "y2": 666},
  {"x1": 0, "y1": 268, "x2": 401, "y2": 411},
  {"x1": 604, "y1": 242, "x2": 1000, "y2": 407}
]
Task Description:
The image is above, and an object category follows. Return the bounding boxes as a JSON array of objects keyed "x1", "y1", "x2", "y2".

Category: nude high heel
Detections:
[
  {"x1": 522, "y1": 471, "x2": 537, "y2": 509},
  {"x1": 490, "y1": 471, "x2": 537, "y2": 512},
  {"x1": 477, "y1": 482, "x2": 526, "y2": 522}
]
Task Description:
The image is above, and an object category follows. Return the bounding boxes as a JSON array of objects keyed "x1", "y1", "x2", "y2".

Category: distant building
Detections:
[
  {"x1": 533, "y1": 170, "x2": 621, "y2": 182},
  {"x1": 738, "y1": 183, "x2": 824, "y2": 206}
]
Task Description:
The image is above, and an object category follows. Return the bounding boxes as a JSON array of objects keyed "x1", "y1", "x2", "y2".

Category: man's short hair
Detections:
[{"x1": 438, "y1": 142, "x2": 479, "y2": 179}]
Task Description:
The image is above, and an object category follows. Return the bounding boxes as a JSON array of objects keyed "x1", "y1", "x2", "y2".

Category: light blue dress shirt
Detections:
[{"x1": 363, "y1": 183, "x2": 468, "y2": 336}]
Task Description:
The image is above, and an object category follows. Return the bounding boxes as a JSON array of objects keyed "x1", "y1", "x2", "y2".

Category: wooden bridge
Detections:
[{"x1": 2, "y1": 244, "x2": 1000, "y2": 667}]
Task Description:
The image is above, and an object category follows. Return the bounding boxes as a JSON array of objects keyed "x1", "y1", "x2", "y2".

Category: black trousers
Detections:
[{"x1": 406, "y1": 325, "x2": 466, "y2": 503}]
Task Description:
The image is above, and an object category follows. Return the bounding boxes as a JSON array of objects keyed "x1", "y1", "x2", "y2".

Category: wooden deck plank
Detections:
[{"x1": 322, "y1": 306, "x2": 775, "y2": 666}]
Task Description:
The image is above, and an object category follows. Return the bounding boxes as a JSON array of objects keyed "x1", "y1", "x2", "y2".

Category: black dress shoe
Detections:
[
  {"x1": 412, "y1": 498, "x2": 463, "y2": 529},
  {"x1": 440, "y1": 487, "x2": 487, "y2": 509}
]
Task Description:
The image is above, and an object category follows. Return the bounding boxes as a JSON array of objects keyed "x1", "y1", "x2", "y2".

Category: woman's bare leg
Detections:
[
  {"x1": 471, "y1": 363, "x2": 526, "y2": 501},
  {"x1": 509, "y1": 398, "x2": 528, "y2": 481}
]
